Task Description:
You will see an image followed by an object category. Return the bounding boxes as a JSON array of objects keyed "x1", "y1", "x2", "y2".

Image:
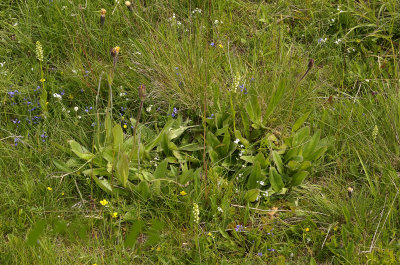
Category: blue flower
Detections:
[
  {"x1": 40, "y1": 132, "x2": 47, "y2": 142},
  {"x1": 257, "y1": 252, "x2": 263, "y2": 256},
  {"x1": 210, "y1": 42, "x2": 215, "y2": 47},
  {"x1": 14, "y1": 137, "x2": 20, "y2": 146},
  {"x1": 235, "y1": 225, "x2": 244, "y2": 232},
  {"x1": 171, "y1": 107, "x2": 178, "y2": 118}
]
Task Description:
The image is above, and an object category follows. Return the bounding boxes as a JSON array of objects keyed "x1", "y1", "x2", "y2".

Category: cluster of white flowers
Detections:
[
  {"x1": 334, "y1": 39, "x2": 342, "y2": 45},
  {"x1": 53, "y1": 93, "x2": 62, "y2": 100},
  {"x1": 192, "y1": 203, "x2": 200, "y2": 225},
  {"x1": 214, "y1": 19, "x2": 223, "y2": 25},
  {"x1": 146, "y1": 105, "x2": 153, "y2": 112},
  {"x1": 191, "y1": 8, "x2": 202, "y2": 16},
  {"x1": 217, "y1": 207, "x2": 224, "y2": 213},
  {"x1": 168, "y1": 13, "x2": 182, "y2": 26}
]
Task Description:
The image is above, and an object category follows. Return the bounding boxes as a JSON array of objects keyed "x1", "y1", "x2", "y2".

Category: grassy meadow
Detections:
[{"x1": 1, "y1": 0, "x2": 400, "y2": 264}]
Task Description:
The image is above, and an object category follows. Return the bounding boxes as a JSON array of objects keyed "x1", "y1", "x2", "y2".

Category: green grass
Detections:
[{"x1": 2, "y1": 0, "x2": 400, "y2": 264}]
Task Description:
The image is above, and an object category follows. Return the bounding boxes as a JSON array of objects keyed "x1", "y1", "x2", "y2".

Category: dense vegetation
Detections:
[{"x1": 1, "y1": 0, "x2": 400, "y2": 264}]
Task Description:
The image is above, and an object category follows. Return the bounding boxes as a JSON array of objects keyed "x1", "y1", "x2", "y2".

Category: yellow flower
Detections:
[
  {"x1": 68, "y1": 94, "x2": 74, "y2": 100},
  {"x1": 156, "y1": 247, "x2": 161, "y2": 251},
  {"x1": 47, "y1": 187, "x2": 52, "y2": 191},
  {"x1": 218, "y1": 44, "x2": 223, "y2": 48},
  {"x1": 305, "y1": 227, "x2": 310, "y2": 232},
  {"x1": 61, "y1": 192, "x2": 65, "y2": 196},
  {"x1": 40, "y1": 78, "x2": 46, "y2": 83},
  {"x1": 333, "y1": 226, "x2": 338, "y2": 231},
  {"x1": 207, "y1": 232, "x2": 212, "y2": 236},
  {"x1": 100, "y1": 199, "x2": 108, "y2": 206},
  {"x1": 46, "y1": 102, "x2": 49, "y2": 105},
  {"x1": 180, "y1": 190, "x2": 187, "y2": 196},
  {"x1": 111, "y1": 212, "x2": 118, "y2": 218},
  {"x1": 123, "y1": 124, "x2": 127, "y2": 129}
]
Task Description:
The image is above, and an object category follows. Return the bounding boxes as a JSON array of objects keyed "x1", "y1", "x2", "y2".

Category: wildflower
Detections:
[
  {"x1": 100, "y1": 8, "x2": 106, "y2": 27},
  {"x1": 180, "y1": 190, "x2": 187, "y2": 196},
  {"x1": 14, "y1": 137, "x2": 20, "y2": 146},
  {"x1": 372, "y1": 125, "x2": 378, "y2": 141},
  {"x1": 348, "y1": 187, "x2": 353, "y2": 198},
  {"x1": 77, "y1": 115, "x2": 82, "y2": 119},
  {"x1": 74, "y1": 106, "x2": 79, "y2": 111},
  {"x1": 207, "y1": 232, "x2": 212, "y2": 236},
  {"x1": 218, "y1": 44, "x2": 223, "y2": 48},
  {"x1": 234, "y1": 138, "x2": 240, "y2": 144},
  {"x1": 111, "y1": 46, "x2": 120, "y2": 68},
  {"x1": 257, "y1": 252, "x2": 263, "y2": 257},
  {"x1": 171, "y1": 107, "x2": 178, "y2": 118},
  {"x1": 207, "y1": 113, "x2": 214, "y2": 119},
  {"x1": 305, "y1": 227, "x2": 310, "y2": 232},
  {"x1": 123, "y1": 124, "x2": 127, "y2": 129},
  {"x1": 36, "y1": 41, "x2": 43, "y2": 62},
  {"x1": 192, "y1": 203, "x2": 200, "y2": 225},
  {"x1": 156, "y1": 247, "x2": 161, "y2": 251},
  {"x1": 85, "y1": 106, "x2": 92, "y2": 113},
  {"x1": 138, "y1": 84, "x2": 146, "y2": 101},
  {"x1": 210, "y1": 42, "x2": 215, "y2": 47},
  {"x1": 146, "y1": 105, "x2": 153, "y2": 112},
  {"x1": 53, "y1": 93, "x2": 62, "y2": 99},
  {"x1": 267, "y1": 248, "x2": 276, "y2": 252},
  {"x1": 217, "y1": 207, "x2": 224, "y2": 213},
  {"x1": 334, "y1": 39, "x2": 342, "y2": 45},
  {"x1": 40, "y1": 132, "x2": 47, "y2": 142},
  {"x1": 318, "y1": 38, "x2": 327, "y2": 44},
  {"x1": 100, "y1": 199, "x2": 108, "y2": 206},
  {"x1": 61, "y1": 192, "x2": 65, "y2": 196},
  {"x1": 40, "y1": 78, "x2": 46, "y2": 83},
  {"x1": 125, "y1": 1, "x2": 133, "y2": 12},
  {"x1": 111, "y1": 212, "x2": 118, "y2": 218},
  {"x1": 47, "y1": 187, "x2": 52, "y2": 191},
  {"x1": 235, "y1": 225, "x2": 244, "y2": 232}
]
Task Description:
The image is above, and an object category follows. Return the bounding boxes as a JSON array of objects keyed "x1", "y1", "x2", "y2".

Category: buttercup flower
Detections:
[
  {"x1": 180, "y1": 190, "x2": 187, "y2": 196},
  {"x1": 111, "y1": 212, "x2": 118, "y2": 218},
  {"x1": 100, "y1": 199, "x2": 108, "y2": 206},
  {"x1": 47, "y1": 187, "x2": 52, "y2": 191}
]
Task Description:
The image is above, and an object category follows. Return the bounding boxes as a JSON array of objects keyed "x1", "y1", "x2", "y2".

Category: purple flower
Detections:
[
  {"x1": 40, "y1": 132, "x2": 47, "y2": 142},
  {"x1": 14, "y1": 137, "x2": 20, "y2": 146},
  {"x1": 207, "y1": 113, "x2": 214, "y2": 119},
  {"x1": 85, "y1": 106, "x2": 93, "y2": 113},
  {"x1": 235, "y1": 225, "x2": 244, "y2": 232},
  {"x1": 12, "y1": 119, "x2": 20, "y2": 124},
  {"x1": 171, "y1": 107, "x2": 178, "y2": 118},
  {"x1": 257, "y1": 252, "x2": 263, "y2": 256},
  {"x1": 210, "y1": 42, "x2": 215, "y2": 47}
]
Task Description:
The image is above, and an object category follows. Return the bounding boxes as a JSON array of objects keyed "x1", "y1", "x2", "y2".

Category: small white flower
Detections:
[
  {"x1": 217, "y1": 207, "x2": 224, "y2": 213},
  {"x1": 119, "y1": 92, "x2": 126, "y2": 97},
  {"x1": 53, "y1": 93, "x2": 62, "y2": 99},
  {"x1": 240, "y1": 144, "x2": 244, "y2": 148},
  {"x1": 77, "y1": 115, "x2": 82, "y2": 119},
  {"x1": 146, "y1": 105, "x2": 153, "y2": 112},
  {"x1": 13, "y1": 22, "x2": 18, "y2": 26},
  {"x1": 72, "y1": 69, "x2": 77, "y2": 74},
  {"x1": 74, "y1": 106, "x2": 79, "y2": 111},
  {"x1": 234, "y1": 138, "x2": 240, "y2": 144},
  {"x1": 259, "y1": 181, "x2": 265, "y2": 186},
  {"x1": 0, "y1": 62, "x2": 4, "y2": 67},
  {"x1": 334, "y1": 39, "x2": 342, "y2": 45}
]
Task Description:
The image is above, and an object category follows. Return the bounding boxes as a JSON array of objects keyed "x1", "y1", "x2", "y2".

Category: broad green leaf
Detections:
[
  {"x1": 221, "y1": 127, "x2": 231, "y2": 157},
  {"x1": 234, "y1": 130, "x2": 250, "y2": 147},
  {"x1": 290, "y1": 170, "x2": 309, "y2": 187},
  {"x1": 265, "y1": 79, "x2": 286, "y2": 120},
  {"x1": 92, "y1": 176, "x2": 113, "y2": 195},
  {"x1": 167, "y1": 125, "x2": 196, "y2": 140},
  {"x1": 179, "y1": 169, "x2": 194, "y2": 184},
  {"x1": 244, "y1": 189, "x2": 260, "y2": 202},
  {"x1": 206, "y1": 131, "x2": 220, "y2": 150},
  {"x1": 124, "y1": 220, "x2": 144, "y2": 248},
  {"x1": 116, "y1": 152, "x2": 129, "y2": 187},
  {"x1": 292, "y1": 126, "x2": 310, "y2": 147},
  {"x1": 138, "y1": 181, "x2": 151, "y2": 199},
  {"x1": 300, "y1": 161, "x2": 312, "y2": 171},
  {"x1": 269, "y1": 167, "x2": 284, "y2": 192},
  {"x1": 292, "y1": 111, "x2": 311, "y2": 132},
  {"x1": 240, "y1": 156, "x2": 255, "y2": 163},
  {"x1": 53, "y1": 160, "x2": 73, "y2": 172},
  {"x1": 145, "y1": 119, "x2": 174, "y2": 152},
  {"x1": 254, "y1": 152, "x2": 268, "y2": 168},
  {"x1": 306, "y1": 146, "x2": 327, "y2": 161},
  {"x1": 245, "y1": 93, "x2": 261, "y2": 124},
  {"x1": 287, "y1": 160, "x2": 301, "y2": 171},
  {"x1": 82, "y1": 167, "x2": 111, "y2": 177},
  {"x1": 272, "y1": 151, "x2": 284, "y2": 174},
  {"x1": 247, "y1": 162, "x2": 261, "y2": 189},
  {"x1": 113, "y1": 124, "x2": 124, "y2": 150},
  {"x1": 303, "y1": 130, "x2": 321, "y2": 160},
  {"x1": 104, "y1": 111, "x2": 112, "y2": 143},
  {"x1": 68, "y1": 140, "x2": 95, "y2": 161},
  {"x1": 161, "y1": 133, "x2": 170, "y2": 155},
  {"x1": 178, "y1": 143, "x2": 204, "y2": 151},
  {"x1": 154, "y1": 159, "x2": 168, "y2": 179}
]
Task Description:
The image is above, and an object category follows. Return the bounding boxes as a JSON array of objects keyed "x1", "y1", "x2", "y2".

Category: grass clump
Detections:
[{"x1": 1, "y1": 0, "x2": 400, "y2": 264}]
